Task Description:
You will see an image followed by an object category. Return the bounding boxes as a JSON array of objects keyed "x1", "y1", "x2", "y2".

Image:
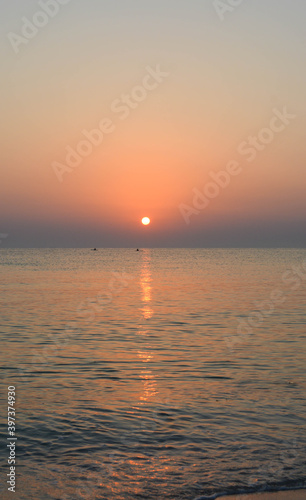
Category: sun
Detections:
[{"x1": 141, "y1": 217, "x2": 151, "y2": 226}]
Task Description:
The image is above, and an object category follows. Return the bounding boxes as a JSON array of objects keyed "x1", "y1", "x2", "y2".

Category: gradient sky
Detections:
[{"x1": 1, "y1": 0, "x2": 305, "y2": 247}]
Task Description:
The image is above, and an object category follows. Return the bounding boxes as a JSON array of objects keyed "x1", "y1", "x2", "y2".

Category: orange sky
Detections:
[{"x1": 1, "y1": 0, "x2": 306, "y2": 246}]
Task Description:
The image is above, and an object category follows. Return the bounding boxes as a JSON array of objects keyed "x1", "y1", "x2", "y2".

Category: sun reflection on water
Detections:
[{"x1": 137, "y1": 249, "x2": 157, "y2": 403}]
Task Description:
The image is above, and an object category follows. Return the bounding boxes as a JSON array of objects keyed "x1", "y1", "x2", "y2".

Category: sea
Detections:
[{"x1": 0, "y1": 248, "x2": 306, "y2": 500}]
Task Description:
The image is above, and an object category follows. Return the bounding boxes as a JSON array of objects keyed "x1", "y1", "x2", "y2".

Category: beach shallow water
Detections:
[{"x1": 218, "y1": 489, "x2": 306, "y2": 500}]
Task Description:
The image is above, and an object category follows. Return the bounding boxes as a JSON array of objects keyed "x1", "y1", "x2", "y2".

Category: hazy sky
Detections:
[{"x1": 1, "y1": 0, "x2": 305, "y2": 247}]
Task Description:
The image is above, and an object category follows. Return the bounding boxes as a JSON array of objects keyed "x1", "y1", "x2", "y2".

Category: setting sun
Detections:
[{"x1": 141, "y1": 217, "x2": 151, "y2": 226}]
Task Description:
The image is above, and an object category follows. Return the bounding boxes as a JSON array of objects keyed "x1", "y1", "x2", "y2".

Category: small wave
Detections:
[{"x1": 194, "y1": 483, "x2": 306, "y2": 500}]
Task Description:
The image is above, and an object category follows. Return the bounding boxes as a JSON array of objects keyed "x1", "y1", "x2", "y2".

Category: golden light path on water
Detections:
[{"x1": 137, "y1": 250, "x2": 156, "y2": 403}]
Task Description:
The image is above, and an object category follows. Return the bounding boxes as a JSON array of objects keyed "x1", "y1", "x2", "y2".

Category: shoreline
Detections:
[{"x1": 218, "y1": 489, "x2": 306, "y2": 500}]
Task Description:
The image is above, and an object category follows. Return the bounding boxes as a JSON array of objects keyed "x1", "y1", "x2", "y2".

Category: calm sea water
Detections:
[{"x1": 0, "y1": 248, "x2": 306, "y2": 500}]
